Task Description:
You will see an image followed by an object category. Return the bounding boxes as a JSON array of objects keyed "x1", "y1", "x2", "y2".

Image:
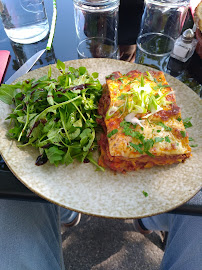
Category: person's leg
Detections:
[
  {"x1": 0, "y1": 199, "x2": 64, "y2": 270},
  {"x1": 141, "y1": 213, "x2": 171, "y2": 232},
  {"x1": 141, "y1": 214, "x2": 202, "y2": 270},
  {"x1": 60, "y1": 206, "x2": 81, "y2": 226}
]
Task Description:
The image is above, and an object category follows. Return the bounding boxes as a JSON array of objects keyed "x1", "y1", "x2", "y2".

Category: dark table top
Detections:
[{"x1": 0, "y1": 0, "x2": 201, "y2": 215}]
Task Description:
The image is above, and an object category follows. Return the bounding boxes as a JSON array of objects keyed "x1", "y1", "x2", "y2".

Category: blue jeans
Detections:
[
  {"x1": 0, "y1": 199, "x2": 78, "y2": 270},
  {"x1": 1, "y1": 199, "x2": 202, "y2": 270},
  {"x1": 142, "y1": 214, "x2": 202, "y2": 270}
]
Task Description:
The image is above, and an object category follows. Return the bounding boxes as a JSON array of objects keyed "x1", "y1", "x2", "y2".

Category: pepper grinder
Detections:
[{"x1": 170, "y1": 28, "x2": 198, "y2": 62}]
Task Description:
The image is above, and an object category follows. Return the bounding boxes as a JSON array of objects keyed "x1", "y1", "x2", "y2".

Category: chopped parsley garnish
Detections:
[
  {"x1": 144, "y1": 139, "x2": 154, "y2": 152},
  {"x1": 157, "y1": 122, "x2": 172, "y2": 131},
  {"x1": 147, "y1": 118, "x2": 151, "y2": 126},
  {"x1": 142, "y1": 191, "x2": 148, "y2": 197},
  {"x1": 120, "y1": 121, "x2": 143, "y2": 139},
  {"x1": 189, "y1": 137, "x2": 194, "y2": 141},
  {"x1": 130, "y1": 142, "x2": 144, "y2": 154},
  {"x1": 180, "y1": 131, "x2": 186, "y2": 137},
  {"x1": 157, "y1": 130, "x2": 161, "y2": 133},
  {"x1": 145, "y1": 151, "x2": 154, "y2": 157},
  {"x1": 154, "y1": 137, "x2": 164, "y2": 143},
  {"x1": 183, "y1": 117, "x2": 193, "y2": 129},
  {"x1": 177, "y1": 117, "x2": 181, "y2": 122},
  {"x1": 165, "y1": 136, "x2": 171, "y2": 143},
  {"x1": 120, "y1": 120, "x2": 132, "y2": 129},
  {"x1": 158, "y1": 83, "x2": 171, "y2": 89},
  {"x1": 121, "y1": 120, "x2": 154, "y2": 156},
  {"x1": 190, "y1": 144, "x2": 198, "y2": 147},
  {"x1": 154, "y1": 78, "x2": 158, "y2": 83},
  {"x1": 118, "y1": 78, "x2": 124, "y2": 83},
  {"x1": 107, "y1": 129, "x2": 118, "y2": 138}
]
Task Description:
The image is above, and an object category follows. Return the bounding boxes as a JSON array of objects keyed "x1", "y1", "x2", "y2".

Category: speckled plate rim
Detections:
[{"x1": 0, "y1": 58, "x2": 201, "y2": 219}]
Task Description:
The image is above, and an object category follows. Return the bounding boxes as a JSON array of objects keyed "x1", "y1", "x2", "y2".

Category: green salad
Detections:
[{"x1": 0, "y1": 60, "x2": 104, "y2": 170}]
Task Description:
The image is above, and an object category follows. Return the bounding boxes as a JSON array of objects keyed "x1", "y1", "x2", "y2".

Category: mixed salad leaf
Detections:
[{"x1": 0, "y1": 60, "x2": 104, "y2": 170}]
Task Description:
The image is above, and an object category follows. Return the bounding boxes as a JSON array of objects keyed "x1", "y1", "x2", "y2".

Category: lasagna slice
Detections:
[{"x1": 97, "y1": 70, "x2": 191, "y2": 173}]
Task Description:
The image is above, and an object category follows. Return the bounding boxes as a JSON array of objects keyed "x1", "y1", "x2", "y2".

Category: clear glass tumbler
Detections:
[
  {"x1": 135, "y1": 0, "x2": 190, "y2": 71},
  {"x1": 73, "y1": 0, "x2": 120, "y2": 59},
  {"x1": 0, "y1": 0, "x2": 49, "y2": 44}
]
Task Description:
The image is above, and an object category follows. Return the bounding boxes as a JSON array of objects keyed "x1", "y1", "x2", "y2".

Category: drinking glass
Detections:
[
  {"x1": 135, "y1": 0, "x2": 190, "y2": 71},
  {"x1": 0, "y1": 0, "x2": 49, "y2": 44},
  {"x1": 73, "y1": 0, "x2": 120, "y2": 59}
]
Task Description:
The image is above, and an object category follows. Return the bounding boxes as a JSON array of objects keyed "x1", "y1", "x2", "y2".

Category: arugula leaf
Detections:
[
  {"x1": 63, "y1": 148, "x2": 74, "y2": 166},
  {"x1": 92, "y1": 72, "x2": 98, "y2": 78},
  {"x1": 56, "y1": 59, "x2": 66, "y2": 73},
  {"x1": 80, "y1": 128, "x2": 92, "y2": 146},
  {"x1": 83, "y1": 129, "x2": 95, "y2": 152},
  {"x1": 45, "y1": 146, "x2": 64, "y2": 165},
  {"x1": 79, "y1": 66, "x2": 87, "y2": 75},
  {"x1": 0, "y1": 84, "x2": 20, "y2": 105},
  {"x1": 69, "y1": 128, "x2": 80, "y2": 140},
  {"x1": 48, "y1": 66, "x2": 52, "y2": 78},
  {"x1": 8, "y1": 126, "x2": 22, "y2": 139},
  {"x1": 86, "y1": 152, "x2": 105, "y2": 171},
  {"x1": 1, "y1": 63, "x2": 103, "y2": 169}
]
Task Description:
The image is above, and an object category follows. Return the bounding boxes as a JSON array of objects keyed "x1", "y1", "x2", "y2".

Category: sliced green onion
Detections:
[
  {"x1": 132, "y1": 105, "x2": 147, "y2": 114},
  {"x1": 46, "y1": 0, "x2": 57, "y2": 50},
  {"x1": 140, "y1": 75, "x2": 144, "y2": 87},
  {"x1": 106, "y1": 105, "x2": 123, "y2": 119},
  {"x1": 148, "y1": 95, "x2": 158, "y2": 112},
  {"x1": 146, "y1": 71, "x2": 154, "y2": 81}
]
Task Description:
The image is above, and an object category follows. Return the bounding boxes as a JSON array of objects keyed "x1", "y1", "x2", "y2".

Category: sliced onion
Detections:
[
  {"x1": 142, "y1": 107, "x2": 163, "y2": 119},
  {"x1": 125, "y1": 112, "x2": 144, "y2": 127}
]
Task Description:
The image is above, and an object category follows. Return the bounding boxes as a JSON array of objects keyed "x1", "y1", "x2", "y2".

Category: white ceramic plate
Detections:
[{"x1": 0, "y1": 58, "x2": 201, "y2": 218}]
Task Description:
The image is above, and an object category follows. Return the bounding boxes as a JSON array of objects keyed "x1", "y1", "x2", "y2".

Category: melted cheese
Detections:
[{"x1": 105, "y1": 71, "x2": 191, "y2": 159}]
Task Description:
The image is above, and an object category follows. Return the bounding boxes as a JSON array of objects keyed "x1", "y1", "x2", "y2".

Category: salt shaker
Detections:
[{"x1": 170, "y1": 29, "x2": 198, "y2": 62}]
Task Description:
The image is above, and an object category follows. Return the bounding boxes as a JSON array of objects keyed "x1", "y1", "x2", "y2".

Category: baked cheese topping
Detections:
[{"x1": 97, "y1": 70, "x2": 191, "y2": 172}]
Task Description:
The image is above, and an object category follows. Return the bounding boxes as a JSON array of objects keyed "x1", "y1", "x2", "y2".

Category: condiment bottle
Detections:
[{"x1": 170, "y1": 28, "x2": 198, "y2": 62}]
